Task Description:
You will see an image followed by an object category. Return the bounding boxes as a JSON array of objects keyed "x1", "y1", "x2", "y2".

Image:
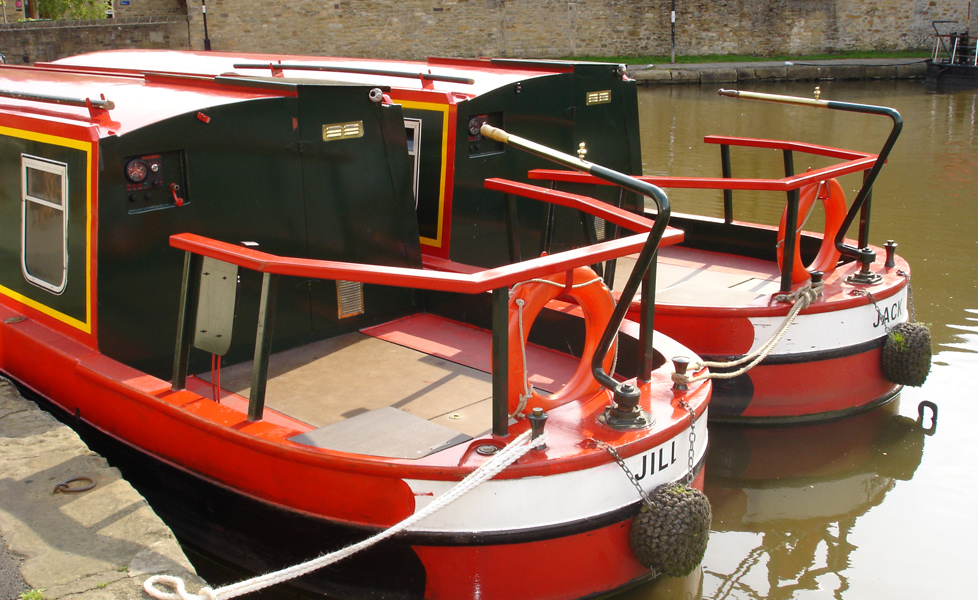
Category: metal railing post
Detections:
[
  {"x1": 248, "y1": 272, "x2": 279, "y2": 422},
  {"x1": 721, "y1": 143, "x2": 734, "y2": 223},
  {"x1": 638, "y1": 255, "x2": 657, "y2": 381},
  {"x1": 171, "y1": 251, "x2": 200, "y2": 391},
  {"x1": 491, "y1": 287, "x2": 510, "y2": 437},
  {"x1": 781, "y1": 149, "x2": 799, "y2": 291},
  {"x1": 504, "y1": 192, "x2": 522, "y2": 263},
  {"x1": 858, "y1": 170, "x2": 873, "y2": 249}
]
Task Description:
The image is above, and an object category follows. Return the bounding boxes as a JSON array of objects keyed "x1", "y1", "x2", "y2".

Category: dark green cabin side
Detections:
[
  {"x1": 95, "y1": 82, "x2": 421, "y2": 379},
  {"x1": 435, "y1": 62, "x2": 643, "y2": 267},
  {"x1": 0, "y1": 133, "x2": 91, "y2": 331}
]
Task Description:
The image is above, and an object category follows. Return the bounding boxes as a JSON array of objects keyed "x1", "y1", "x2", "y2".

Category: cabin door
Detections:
[{"x1": 294, "y1": 87, "x2": 422, "y2": 337}]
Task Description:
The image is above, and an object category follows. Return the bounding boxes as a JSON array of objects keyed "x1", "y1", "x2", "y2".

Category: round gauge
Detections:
[
  {"x1": 468, "y1": 118, "x2": 483, "y2": 137},
  {"x1": 125, "y1": 159, "x2": 148, "y2": 183}
]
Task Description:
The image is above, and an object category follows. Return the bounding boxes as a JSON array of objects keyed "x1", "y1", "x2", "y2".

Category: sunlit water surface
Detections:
[
  {"x1": 616, "y1": 80, "x2": 978, "y2": 600},
  {"x1": 181, "y1": 79, "x2": 977, "y2": 600}
]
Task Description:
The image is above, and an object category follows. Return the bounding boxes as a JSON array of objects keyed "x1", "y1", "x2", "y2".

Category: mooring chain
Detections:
[
  {"x1": 592, "y1": 439, "x2": 655, "y2": 508},
  {"x1": 679, "y1": 399, "x2": 697, "y2": 487},
  {"x1": 853, "y1": 288, "x2": 891, "y2": 334},
  {"x1": 672, "y1": 280, "x2": 822, "y2": 387},
  {"x1": 856, "y1": 270, "x2": 916, "y2": 334},
  {"x1": 897, "y1": 269, "x2": 916, "y2": 321},
  {"x1": 593, "y1": 399, "x2": 698, "y2": 506}
]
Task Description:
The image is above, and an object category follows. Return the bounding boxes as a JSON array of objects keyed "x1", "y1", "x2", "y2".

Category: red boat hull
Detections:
[
  {"x1": 1, "y1": 299, "x2": 710, "y2": 599},
  {"x1": 639, "y1": 252, "x2": 910, "y2": 423}
]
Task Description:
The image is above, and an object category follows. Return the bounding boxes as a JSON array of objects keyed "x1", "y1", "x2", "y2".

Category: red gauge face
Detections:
[{"x1": 125, "y1": 159, "x2": 148, "y2": 183}]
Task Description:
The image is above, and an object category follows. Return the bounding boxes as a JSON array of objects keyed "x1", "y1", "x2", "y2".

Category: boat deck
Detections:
[
  {"x1": 615, "y1": 246, "x2": 782, "y2": 307},
  {"x1": 197, "y1": 314, "x2": 579, "y2": 450},
  {"x1": 192, "y1": 247, "x2": 779, "y2": 456}
]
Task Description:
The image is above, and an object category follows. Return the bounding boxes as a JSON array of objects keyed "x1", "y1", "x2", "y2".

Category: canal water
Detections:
[
  {"x1": 616, "y1": 80, "x2": 978, "y2": 600},
  {"x1": 171, "y1": 79, "x2": 975, "y2": 600}
]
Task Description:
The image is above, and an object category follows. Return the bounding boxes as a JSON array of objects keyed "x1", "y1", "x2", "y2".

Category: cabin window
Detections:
[
  {"x1": 21, "y1": 155, "x2": 68, "y2": 294},
  {"x1": 404, "y1": 118, "x2": 421, "y2": 208}
]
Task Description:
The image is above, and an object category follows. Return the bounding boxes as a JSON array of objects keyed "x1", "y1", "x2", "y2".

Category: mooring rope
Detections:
[
  {"x1": 144, "y1": 428, "x2": 543, "y2": 600},
  {"x1": 512, "y1": 297, "x2": 533, "y2": 418},
  {"x1": 672, "y1": 281, "x2": 823, "y2": 386}
]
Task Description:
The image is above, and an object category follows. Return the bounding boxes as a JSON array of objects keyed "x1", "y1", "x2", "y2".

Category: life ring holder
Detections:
[
  {"x1": 508, "y1": 266, "x2": 617, "y2": 418},
  {"x1": 777, "y1": 178, "x2": 847, "y2": 284}
]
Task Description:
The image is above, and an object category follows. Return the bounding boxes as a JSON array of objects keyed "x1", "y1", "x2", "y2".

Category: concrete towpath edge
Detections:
[{"x1": 0, "y1": 379, "x2": 207, "y2": 599}]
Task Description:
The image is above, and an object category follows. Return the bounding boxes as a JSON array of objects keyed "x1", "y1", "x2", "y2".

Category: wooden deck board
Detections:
[
  {"x1": 204, "y1": 315, "x2": 582, "y2": 438},
  {"x1": 208, "y1": 332, "x2": 496, "y2": 436},
  {"x1": 613, "y1": 246, "x2": 782, "y2": 306}
]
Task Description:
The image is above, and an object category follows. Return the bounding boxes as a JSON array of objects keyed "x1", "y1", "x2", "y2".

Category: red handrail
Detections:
[
  {"x1": 702, "y1": 135, "x2": 873, "y2": 161},
  {"x1": 170, "y1": 231, "x2": 651, "y2": 294},
  {"x1": 484, "y1": 177, "x2": 683, "y2": 239},
  {"x1": 529, "y1": 136, "x2": 878, "y2": 193},
  {"x1": 170, "y1": 175, "x2": 685, "y2": 292}
]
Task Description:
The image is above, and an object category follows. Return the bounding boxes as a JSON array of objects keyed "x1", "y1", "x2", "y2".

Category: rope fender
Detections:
[
  {"x1": 144, "y1": 429, "x2": 544, "y2": 600},
  {"x1": 629, "y1": 483, "x2": 712, "y2": 577},
  {"x1": 881, "y1": 321, "x2": 931, "y2": 386},
  {"x1": 867, "y1": 271, "x2": 932, "y2": 387}
]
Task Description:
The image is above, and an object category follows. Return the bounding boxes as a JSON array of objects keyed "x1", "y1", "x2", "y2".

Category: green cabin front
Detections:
[{"x1": 1, "y1": 53, "x2": 644, "y2": 384}]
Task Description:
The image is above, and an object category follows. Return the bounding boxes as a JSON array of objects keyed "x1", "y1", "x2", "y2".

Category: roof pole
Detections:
[{"x1": 202, "y1": 0, "x2": 212, "y2": 51}]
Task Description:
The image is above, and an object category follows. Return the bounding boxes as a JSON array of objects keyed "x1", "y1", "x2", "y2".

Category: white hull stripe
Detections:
[
  {"x1": 404, "y1": 412, "x2": 708, "y2": 534},
  {"x1": 749, "y1": 288, "x2": 908, "y2": 355}
]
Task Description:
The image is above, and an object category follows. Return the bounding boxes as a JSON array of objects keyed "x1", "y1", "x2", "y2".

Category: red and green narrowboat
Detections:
[
  {"x1": 0, "y1": 55, "x2": 711, "y2": 599},
  {"x1": 54, "y1": 50, "x2": 930, "y2": 424}
]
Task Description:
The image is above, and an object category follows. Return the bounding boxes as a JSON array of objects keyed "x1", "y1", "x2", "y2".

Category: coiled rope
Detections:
[
  {"x1": 672, "y1": 281, "x2": 823, "y2": 387},
  {"x1": 144, "y1": 428, "x2": 544, "y2": 600}
]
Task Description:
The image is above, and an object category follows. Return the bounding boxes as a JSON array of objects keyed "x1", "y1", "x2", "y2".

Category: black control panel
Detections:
[
  {"x1": 123, "y1": 150, "x2": 188, "y2": 214},
  {"x1": 466, "y1": 112, "x2": 504, "y2": 157}
]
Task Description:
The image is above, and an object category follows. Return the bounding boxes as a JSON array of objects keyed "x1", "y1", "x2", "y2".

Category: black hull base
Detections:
[{"x1": 926, "y1": 61, "x2": 978, "y2": 88}]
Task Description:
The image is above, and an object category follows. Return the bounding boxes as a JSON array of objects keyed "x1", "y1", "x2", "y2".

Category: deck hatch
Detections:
[
  {"x1": 322, "y1": 121, "x2": 364, "y2": 141},
  {"x1": 586, "y1": 90, "x2": 611, "y2": 105},
  {"x1": 336, "y1": 280, "x2": 364, "y2": 318},
  {"x1": 287, "y1": 407, "x2": 471, "y2": 459}
]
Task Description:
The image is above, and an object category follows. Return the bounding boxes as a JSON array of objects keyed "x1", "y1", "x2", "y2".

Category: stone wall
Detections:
[
  {"x1": 177, "y1": 0, "x2": 973, "y2": 60},
  {"x1": 0, "y1": 17, "x2": 189, "y2": 65},
  {"x1": 0, "y1": 1, "x2": 971, "y2": 64},
  {"x1": 111, "y1": 0, "x2": 187, "y2": 18}
]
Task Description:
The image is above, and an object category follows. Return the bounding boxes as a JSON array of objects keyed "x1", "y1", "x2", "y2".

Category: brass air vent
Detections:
[
  {"x1": 586, "y1": 90, "x2": 611, "y2": 105},
  {"x1": 323, "y1": 121, "x2": 364, "y2": 142}
]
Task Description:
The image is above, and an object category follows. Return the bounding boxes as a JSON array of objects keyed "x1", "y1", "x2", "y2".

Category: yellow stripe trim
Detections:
[
  {"x1": 398, "y1": 100, "x2": 449, "y2": 248},
  {"x1": 0, "y1": 126, "x2": 93, "y2": 334}
]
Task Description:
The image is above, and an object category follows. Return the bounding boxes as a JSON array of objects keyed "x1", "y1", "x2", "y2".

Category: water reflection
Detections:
[
  {"x1": 703, "y1": 404, "x2": 932, "y2": 600},
  {"x1": 618, "y1": 402, "x2": 934, "y2": 600},
  {"x1": 616, "y1": 81, "x2": 977, "y2": 600}
]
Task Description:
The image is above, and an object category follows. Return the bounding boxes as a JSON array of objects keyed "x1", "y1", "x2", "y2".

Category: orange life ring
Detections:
[
  {"x1": 507, "y1": 266, "x2": 617, "y2": 416},
  {"x1": 777, "y1": 178, "x2": 847, "y2": 284}
]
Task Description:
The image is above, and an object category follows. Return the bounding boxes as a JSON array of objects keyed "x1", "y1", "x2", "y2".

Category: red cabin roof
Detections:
[
  {"x1": 0, "y1": 61, "x2": 297, "y2": 137},
  {"x1": 48, "y1": 49, "x2": 582, "y2": 100}
]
